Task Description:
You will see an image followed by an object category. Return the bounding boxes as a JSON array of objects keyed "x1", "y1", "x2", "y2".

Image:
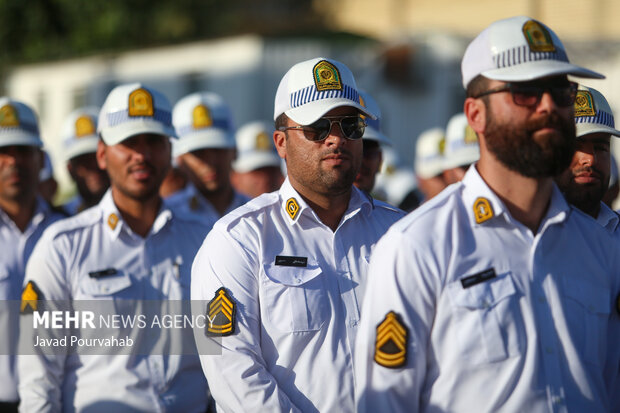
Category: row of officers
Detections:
[{"x1": 2, "y1": 15, "x2": 620, "y2": 413}]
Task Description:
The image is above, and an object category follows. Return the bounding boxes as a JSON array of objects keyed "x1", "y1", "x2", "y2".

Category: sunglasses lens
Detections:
[
  {"x1": 340, "y1": 117, "x2": 365, "y2": 140},
  {"x1": 306, "y1": 118, "x2": 331, "y2": 141},
  {"x1": 551, "y1": 85, "x2": 577, "y2": 107},
  {"x1": 511, "y1": 86, "x2": 541, "y2": 106},
  {"x1": 511, "y1": 83, "x2": 577, "y2": 107}
]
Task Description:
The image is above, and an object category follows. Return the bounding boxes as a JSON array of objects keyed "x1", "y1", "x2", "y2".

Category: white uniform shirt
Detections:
[
  {"x1": 191, "y1": 178, "x2": 404, "y2": 413},
  {"x1": 355, "y1": 166, "x2": 620, "y2": 413},
  {"x1": 18, "y1": 190, "x2": 212, "y2": 413},
  {"x1": 166, "y1": 183, "x2": 250, "y2": 223},
  {"x1": 0, "y1": 198, "x2": 64, "y2": 402}
]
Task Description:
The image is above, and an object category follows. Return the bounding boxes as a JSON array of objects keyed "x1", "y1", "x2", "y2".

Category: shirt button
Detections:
[
  {"x1": 545, "y1": 346, "x2": 554, "y2": 354},
  {"x1": 587, "y1": 304, "x2": 595, "y2": 312},
  {"x1": 350, "y1": 320, "x2": 358, "y2": 327},
  {"x1": 102, "y1": 286, "x2": 109, "y2": 293},
  {"x1": 295, "y1": 278, "x2": 302, "y2": 284},
  {"x1": 537, "y1": 296, "x2": 545, "y2": 303}
]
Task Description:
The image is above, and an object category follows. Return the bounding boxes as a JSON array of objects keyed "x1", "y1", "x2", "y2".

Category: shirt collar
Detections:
[
  {"x1": 278, "y1": 177, "x2": 373, "y2": 226},
  {"x1": 596, "y1": 202, "x2": 619, "y2": 232},
  {"x1": 100, "y1": 189, "x2": 173, "y2": 240},
  {"x1": 0, "y1": 197, "x2": 51, "y2": 232},
  {"x1": 461, "y1": 165, "x2": 570, "y2": 229}
]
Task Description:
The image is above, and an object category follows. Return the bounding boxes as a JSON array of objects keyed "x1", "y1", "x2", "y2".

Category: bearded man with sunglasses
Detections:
[
  {"x1": 191, "y1": 57, "x2": 405, "y2": 412},
  {"x1": 355, "y1": 16, "x2": 620, "y2": 412}
]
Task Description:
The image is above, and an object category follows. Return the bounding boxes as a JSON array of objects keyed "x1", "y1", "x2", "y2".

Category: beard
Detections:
[{"x1": 484, "y1": 109, "x2": 576, "y2": 178}]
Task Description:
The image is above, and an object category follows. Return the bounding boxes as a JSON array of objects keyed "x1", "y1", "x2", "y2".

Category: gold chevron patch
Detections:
[
  {"x1": 473, "y1": 197, "x2": 494, "y2": 224},
  {"x1": 374, "y1": 311, "x2": 408, "y2": 368},
  {"x1": 206, "y1": 287, "x2": 236, "y2": 336},
  {"x1": 285, "y1": 198, "x2": 300, "y2": 220},
  {"x1": 21, "y1": 281, "x2": 42, "y2": 314}
]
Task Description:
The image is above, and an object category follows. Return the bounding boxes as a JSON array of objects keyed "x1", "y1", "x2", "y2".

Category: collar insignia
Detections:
[
  {"x1": 192, "y1": 104, "x2": 212, "y2": 129},
  {"x1": 75, "y1": 115, "x2": 96, "y2": 137},
  {"x1": 0, "y1": 104, "x2": 19, "y2": 127},
  {"x1": 374, "y1": 311, "x2": 408, "y2": 368},
  {"x1": 574, "y1": 90, "x2": 596, "y2": 117},
  {"x1": 522, "y1": 20, "x2": 555, "y2": 53},
  {"x1": 285, "y1": 197, "x2": 300, "y2": 220},
  {"x1": 313, "y1": 60, "x2": 342, "y2": 92},
  {"x1": 21, "y1": 281, "x2": 42, "y2": 314},
  {"x1": 107, "y1": 213, "x2": 119, "y2": 230},
  {"x1": 206, "y1": 287, "x2": 236, "y2": 336},
  {"x1": 128, "y1": 88, "x2": 154, "y2": 117},
  {"x1": 473, "y1": 197, "x2": 494, "y2": 224}
]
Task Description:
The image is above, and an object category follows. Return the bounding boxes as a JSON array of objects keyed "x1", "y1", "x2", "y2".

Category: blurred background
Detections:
[{"x1": 2, "y1": 0, "x2": 620, "y2": 202}]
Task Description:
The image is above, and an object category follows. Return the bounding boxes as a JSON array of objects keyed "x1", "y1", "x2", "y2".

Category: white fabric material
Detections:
[
  {"x1": 0, "y1": 199, "x2": 63, "y2": 402},
  {"x1": 443, "y1": 112, "x2": 479, "y2": 170},
  {"x1": 61, "y1": 107, "x2": 100, "y2": 161},
  {"x1": 414, "y1": 127, "x2": 445, "y2": 179},
  {"x1": 18, "y1": 190, "x2": 212, "y2": 412},
  {"x1": 355, "y1": 166, "x2": 620, "y2": 412},
  {"x1": 191, "y1": 178, "x2": 404, "y2": 413},
  {"x1": 0, "y1": 98, "x2": 43, "y2": 148},
  {"x1": 232, "y1": 121, "x2": 281, "y2": 173},
  {"x1": 461, "y1": 16, "x2": 603, "y2": 88}
]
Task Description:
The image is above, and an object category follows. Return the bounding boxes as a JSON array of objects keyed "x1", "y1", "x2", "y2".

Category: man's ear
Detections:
[
  {"x1": 273, "y1": 131, "x2": 287, "y2": 159},
  {"x1": 464, "y1": 97, "x2": 486, "y2": 135},
  {"x1": 96, "y1": 140, "x2": 107, "y2": 170}
]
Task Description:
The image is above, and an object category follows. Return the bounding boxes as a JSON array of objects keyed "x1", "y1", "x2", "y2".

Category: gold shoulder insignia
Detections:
[
  {"x1": 107, "y1": 213, "x2": 119, "y2": 230},
  {"x1": 313, "y1": 60, "x2": 343, "y2": 92},
  {"x1": 128, "y1": 88, "x2": 154, "y2": 117},
  {"x1": 255, "y1": 131, "x2": 271, "y2": 150},
  {"x1": 75, "y1": 115, "x2": 96, "y2": 137},
  {"x1": 206, "y1": 287, "x2": 236, "y2": 336},
  {"x1": 473, "y1": 197, "x2": 494, "y2": 224},
  {"x1": 285, "y1": 198, "x2": 300, "y2": 220},
  {"x1": 21, "y1": 281, "x2": 42, "y2": 314},
  {"x1": 464, "y1": 125, "x2": 478, "y2": 144},
  {"x1": 522, "y1": 20, "x2": 555, "y2": 53},
  {"x1": 192, "y1": 104, "x2": 212, "y2": 129},
  {"x1": 0, "y1": 104, "x2": 19, "y2": 127},
  {"x1": 574, "y1": 90, "x2": 596, "y2": 117},
  {"x1": 374, "y1": 311, "x2": 408, "y2": 368}
]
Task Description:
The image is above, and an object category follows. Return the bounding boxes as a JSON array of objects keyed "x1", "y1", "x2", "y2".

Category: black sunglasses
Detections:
[
  {"x1": 278, "y1": 116, "x2": 366, "y2": 142},
  {"x1": 473, "y1": 81, "x2": 578, "y2": 107}
]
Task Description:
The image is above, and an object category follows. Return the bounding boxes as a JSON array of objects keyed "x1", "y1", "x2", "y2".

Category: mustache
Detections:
[
  {"x1": 321, "y1": 148, "x2": 352, "y2": 158},
  {"x1": 526, "y1": 113, "x2": 568, "y2": 132},
  {"x1": 128, "y1": 162, "x2": 156, "y2": 173},
  {"x1": 574, "y1": 166, "x2": 603, "y2": 179}
]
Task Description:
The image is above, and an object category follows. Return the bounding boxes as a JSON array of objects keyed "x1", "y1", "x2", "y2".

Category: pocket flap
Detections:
[
  {"x1": 563, "y1": 278, "x2": 610, "y2": 315},
  {"x1": 263, "y1": 263, "x2": 322, "y2": 287},
  {"x1": 80, "y1": 271, "x2": 133, "y2": 296},
  {"x1": 448, "y1": 272, "x2": 516, "y2": 310}
]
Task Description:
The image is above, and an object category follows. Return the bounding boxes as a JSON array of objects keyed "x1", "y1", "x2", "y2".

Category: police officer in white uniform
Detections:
[
  {"x1": 191, "y1": 57, "x2": 405, "y2": 412},
  {"x1": 167, "y1": 92, "x2": 250, "y2": 223},
  {"x1": 355, "y1": 16, "x2": 620, "y2": 412},
  {"x1": 556, "y1": 85, "x2": 620, "y2": 231},
  {"x1": 0, "y1": 98, "x2": 65, "y2": 412},
  {"x1": 18, "y1": 83, "x2": 211, "y2": 412}
]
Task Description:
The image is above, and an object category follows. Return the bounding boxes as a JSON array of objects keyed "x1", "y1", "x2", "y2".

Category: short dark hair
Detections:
[
  {"x1": 275, "y1": 113, "x2": 289, "y2": 130},
  {"x1": 466, "y1": 75, "x2": 491, "y2": 99}
]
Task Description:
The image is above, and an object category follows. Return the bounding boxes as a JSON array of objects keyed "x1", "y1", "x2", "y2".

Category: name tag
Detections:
[
  {"x1": 460, "y1": 268, "x2": 496, "y2": 289},
  {"x1": 275, "y1": 256, "x2": 308, "y2": 267},
  {"x1": 89, "y1": 268, "x2": 118, "y2": 279}
]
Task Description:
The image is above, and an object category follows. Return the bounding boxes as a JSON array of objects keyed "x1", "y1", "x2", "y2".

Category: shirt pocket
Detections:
[
  {"x1": 262, "y1": 263, "x2": 330, "y2": 332},
  {"x1": 78, "y1": 270, "x2": 134, "y2": 299},
  {"x1": 447, "y1": 271, "x2": 525, "y2": 364},
  {"x1": 562, "y1": 278, "x2": 610, "y2": 366}
]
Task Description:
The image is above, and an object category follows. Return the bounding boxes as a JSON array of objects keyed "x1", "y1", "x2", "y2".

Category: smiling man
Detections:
[
  {"x1": 191, "y1": 57, "x2": 404, "y2": 412},
  {"x1": 555, "y1": 85, "x2": 620, "y2": 227}
]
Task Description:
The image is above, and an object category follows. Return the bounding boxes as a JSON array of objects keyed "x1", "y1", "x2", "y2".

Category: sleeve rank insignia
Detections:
[
  {"x1": 285, "y1": 197, "x2": 300, "y2": 220},
  {"x1": 473, "y1": 197, "x2": 494, "y2": 224},
  {"x1": 128, "y1": 88, "x2": 154, "y2": 117},
  {"x1": 21, "y1": 281, "x2": 42, "y2": 314},
  {"x1": 206, "y1": 287, "x2": 236, "y2": 337},
  {"x1": 574, "y1": 90, "x2": 596, "y2": 117},
  {"x1": 374, "y1": 311, "x2": 408, "y2": 368}
]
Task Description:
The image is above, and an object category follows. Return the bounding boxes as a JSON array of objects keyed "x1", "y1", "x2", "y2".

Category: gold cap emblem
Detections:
[
  {"x1": 464, "y1": 125, "x2": 478, "y2": 144},
  {"x1": 473, "y1": 197, "x2": 494, "y2": 224},
  {"x1": 574, "y1": 90, "x2": 596, "y2": 117},
  {"x1": 192, "y1": 105, "x2": 212, "y2": 129},
  {"x1": 21, "y1": 281, "x2": 41, "y2": 314},
  {"x1": 438, "y1": 137, "x2": 446, "y2": 155},
  {"x1": 285, "y1": 198, "x2": 300, "y2": 220},
  {"x1": 313, "y1": 60, "x2": 343, "y2": 92},
  {"x1": 522, "y1": 20, "x2": 555, "y2": 53},
  {"x1": 374, "y1": 311, "x2": 408, "y2": 368},
  {"x1": 128, "y1": 88, "x2": 154, "y2": 117},
  {"x1": 0, "y1": 104, "x2": 19, "y2": 127},
  {"x1": 107, "y1": 213, "x2": 119, "y2": 230},
  {"x1": 75, "y1": 115, "x2": 96, "y2": 138},
  {"x1": 255, "y1": 132, "x2": 271, "y2": 150},
  {"x1": 207, "y1": 287, "x2": 236, "y2": 336}
]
